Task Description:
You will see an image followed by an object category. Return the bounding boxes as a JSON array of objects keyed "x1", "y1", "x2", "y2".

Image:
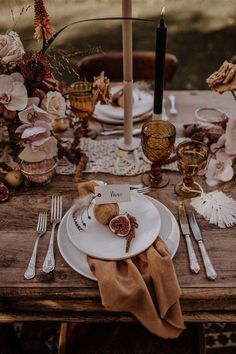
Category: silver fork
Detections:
[
  {"x1": 134, "y1": 186, "x2": 151, "y2": 194},
  {"x1": 24, "y1": 212, "x2": 47, "y2": 280},
  {"x1": 42, "y1": 196, "x2": 62, "y2": 273}
]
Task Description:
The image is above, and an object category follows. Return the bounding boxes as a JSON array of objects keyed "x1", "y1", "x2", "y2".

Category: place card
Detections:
[{"x1": 94, "y1": 184, "x2": 131, "y2": 204}]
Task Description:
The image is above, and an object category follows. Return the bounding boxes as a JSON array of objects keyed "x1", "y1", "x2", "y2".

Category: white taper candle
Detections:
[{"x1": 122, "y1": 0, "x2": 133, "y2": 145}]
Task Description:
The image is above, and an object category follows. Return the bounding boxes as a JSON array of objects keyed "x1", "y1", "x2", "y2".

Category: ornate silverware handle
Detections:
[
  {"x1": 24, "y1": 236, "x2": 40, "y2": 280},
  {"x1": 42, "y1": 223, "x2": 56, "y2": 273},
  {"x1": 198, "y1": 240, "x2": 217, "y2": 280},
  {"x1": 185, "y1": 234, "x2": 200, "y2": 273}
]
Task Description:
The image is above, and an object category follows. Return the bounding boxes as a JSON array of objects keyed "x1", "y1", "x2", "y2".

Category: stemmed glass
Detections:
[
  {"x1": 141, "y1": 120, "x2": 176, "y2": 188},
  {"x1": 175, "y1": 140, "x2": 209, "y2": 198},
  {"x1": 69, "y1": 81, "x2": 95, "y2": 137}
]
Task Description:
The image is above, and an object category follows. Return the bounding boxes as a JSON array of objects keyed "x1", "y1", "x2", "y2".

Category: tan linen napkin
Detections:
[{"x1": 77, "y1": 181, "x2": 185, "y2": 339}]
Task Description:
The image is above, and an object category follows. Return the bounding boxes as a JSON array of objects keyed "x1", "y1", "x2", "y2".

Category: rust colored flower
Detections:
[
  {"x1": 34, "y1": 0, "x2": 53, "y2": 43},
  {"x1": 18, "y1": 51, "x2": 53, "y2": 95},
  {"x1": 206, "y1": 61, "x2": 236, "y2": 94}
]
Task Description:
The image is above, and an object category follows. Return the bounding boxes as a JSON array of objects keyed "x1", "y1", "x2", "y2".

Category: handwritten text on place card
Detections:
[{"x1": 94, "y1": 184, "x2": 131, "y2": 204}]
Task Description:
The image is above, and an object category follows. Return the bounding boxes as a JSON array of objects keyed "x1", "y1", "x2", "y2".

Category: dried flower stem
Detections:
[{"x1": 41, "y1": 16, "x2": 154, "y2": 54}]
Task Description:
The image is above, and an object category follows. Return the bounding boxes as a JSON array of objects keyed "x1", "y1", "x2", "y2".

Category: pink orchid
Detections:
[
  {"x1": 18, "y1": 136, "x2": 58, "y2": 163},
  {"x1": 16, "y1": 104, "x2": 57, "y2": 163},
  {"x1": 210, "y1": 134, "x2": 226, "y2": 153},
  {"x1": 205, "y1": 150, "x2": 234, "y2": 186},
  {"x1": 0, "y1": 73, "x2": 28, "y2": 111},
  {"x1": 18, "y1": 104, "x2": 53, "y2": 125},
  {"x1": 15, "y1": 120, "x2": 51, "y2": 139}
]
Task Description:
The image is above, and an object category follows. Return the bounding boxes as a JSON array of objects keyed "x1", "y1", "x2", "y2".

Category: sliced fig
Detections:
[
  {"x1": 0, "y1": 183, "x2": 10, "y2": 202},
  {"x1": 109, "y1": 214, "x2": 131, "y2": 237}
]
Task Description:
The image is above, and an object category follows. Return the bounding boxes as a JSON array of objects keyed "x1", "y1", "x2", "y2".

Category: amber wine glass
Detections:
[
  {"x1": 141, "y1": 120, "x2": 176, "y2": 188},
  {"x1": 175, "y1": 140, "x2": 209, "y2": 198},
  {"x1": 69, "y1": 81, "x2": 95, "y2": 137}
]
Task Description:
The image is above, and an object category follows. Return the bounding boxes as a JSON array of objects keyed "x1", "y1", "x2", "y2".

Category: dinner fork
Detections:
[
  {"x1": 24, "y1": 212, "x2": 47, "y2": 280},
  {"x1": 42, "y1": 196, "x2": 62, "y2": 273},
  {"x1": 134, "y1": 186, "x2": 151, "y2": 194}
]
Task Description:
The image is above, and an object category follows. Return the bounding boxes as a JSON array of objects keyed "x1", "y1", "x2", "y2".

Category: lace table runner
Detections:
[{"x1": 57, "y1": 137, "x2": 186, "y2": 176}]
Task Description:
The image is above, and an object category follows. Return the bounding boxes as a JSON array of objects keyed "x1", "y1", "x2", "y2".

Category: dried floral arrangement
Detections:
[
  {"x1": 184, "y1": 61, "x2": 236, "y2": 187},
  {"x1": 0, "y1": 0, "x2": 111, "y2": 193}
]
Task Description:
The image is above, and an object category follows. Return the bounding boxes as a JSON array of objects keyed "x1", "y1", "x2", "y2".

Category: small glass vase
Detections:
[{"x1": 20, "y1": 158, "x2": 58, "y2": 185}]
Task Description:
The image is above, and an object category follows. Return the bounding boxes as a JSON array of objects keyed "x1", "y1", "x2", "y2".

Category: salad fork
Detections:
[
  {"x1": 42, "y1": 196, "x2": 62, "y2": 273},
  {"x1": 24, "y1": 212, "x2": 47, "y2": 280}
]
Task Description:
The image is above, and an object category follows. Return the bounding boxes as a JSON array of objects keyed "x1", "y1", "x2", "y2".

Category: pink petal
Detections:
[
  {"x1": 205, "y1": 159, "x2": 217, "y2": 180},
  {"x1": 41, "y1": 136, "x2": 58, "y2": 158},
  {"x1": 21, "y1": 126, "x2": 47, "y2": 139},
  {"x1": 215, "y1": 150, "x2": 233, "y2": 164},
  {"x1": 19, "y1": 105, "x2": 53, "y2": 124},
  {"x1": 210, "y1": 134, "x2": 226, "y2": 153},
  {"x1": 216, "y1": 164, "x2": 234, "y2": 182},
  {"x1": 19, "y1": 144, "x2": 47, "y2": 162},
  {"x1": 15, "y1": 123, "x2": 31, "y2": 133},
  {"x1": 10, "y1": 72, "x2": 24, "y2": 83},
  {"x1": 34, "y1": 120, "x2": 52, "y2": 132},
  {"x1": 5, "y1": 81, "x2": 28, "y2": 111},
  {"x1": 31, "y1": 136, "x2": 51, "y2": 147},
  {"x1": 27, "y1": 97, "x2": 40, "y2": 108}
]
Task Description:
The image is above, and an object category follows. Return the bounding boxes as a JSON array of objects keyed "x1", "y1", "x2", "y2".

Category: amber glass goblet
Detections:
[
  {"x1": 141, "y1": 120, "x2": 176, "y2": 188},
  {"x1": 69, "y1": 81, "x2": 95, "y2": 137},
  {"x1": 175, "y1": 140, "x2": 209, "y2": 198}
]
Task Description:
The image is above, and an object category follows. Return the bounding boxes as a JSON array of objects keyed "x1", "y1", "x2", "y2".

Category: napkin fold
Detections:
[{"x1": 77, "y1": 181, "x2": 185, "y2": 339}]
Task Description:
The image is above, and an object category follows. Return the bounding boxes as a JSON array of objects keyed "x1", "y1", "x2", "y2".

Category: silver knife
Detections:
[
  {"x1": 178, "y1": 202, "x2": 200, "y2": 273},
  {"x1": 187, "y1": 210, "x2": 217, "y2": 280}
]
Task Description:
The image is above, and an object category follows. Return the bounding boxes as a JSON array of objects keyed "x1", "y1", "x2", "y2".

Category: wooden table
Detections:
[{"x1": 1, "y1": 91, "x2": 236, "y2": 324}]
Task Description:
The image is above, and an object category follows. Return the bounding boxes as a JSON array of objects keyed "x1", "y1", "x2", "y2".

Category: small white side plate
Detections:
[
  {"x1": 66, "y1": 193, "x2": 161, "y2": 260},
  {"x1": 95, "y1": 86, "x2": 153, "y2": 120}
]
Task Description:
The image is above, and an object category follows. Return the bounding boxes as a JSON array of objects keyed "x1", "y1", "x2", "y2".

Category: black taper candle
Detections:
[{"x1": 153, "y1": 12, "x2": 167, "y2": 116}]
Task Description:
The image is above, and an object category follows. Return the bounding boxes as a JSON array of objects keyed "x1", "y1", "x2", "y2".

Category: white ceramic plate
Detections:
[
  {"x1": 57, "y1": 196, "x2": 180, "y2": 281},
  {"x1": 93, "y1": 110, "x2": 152, "y2": 125},
  {"x1": 66, "y1": 193, "x2": 161, "y2": 260},
  {"x1": 94, "y1": 86, "x2": 153, "y2": 120}
]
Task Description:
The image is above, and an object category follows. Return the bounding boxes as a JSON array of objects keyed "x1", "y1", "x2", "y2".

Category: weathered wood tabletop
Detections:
[{"x1": 1, "y1": 91, "x2": 236, "y2": 323}]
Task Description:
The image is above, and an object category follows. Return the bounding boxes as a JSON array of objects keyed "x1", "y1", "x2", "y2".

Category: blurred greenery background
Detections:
[{"x1": 1, "y1": 0, "x2": 236, "y2": 89}]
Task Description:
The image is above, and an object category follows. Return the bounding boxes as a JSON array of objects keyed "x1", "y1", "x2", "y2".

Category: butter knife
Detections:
[
  {"x1": 187, "y1": 210, "x2": 217, "y2": 280},
  {"x1": 178, "y1": 202, "x2": 200, "y2": 273}
]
